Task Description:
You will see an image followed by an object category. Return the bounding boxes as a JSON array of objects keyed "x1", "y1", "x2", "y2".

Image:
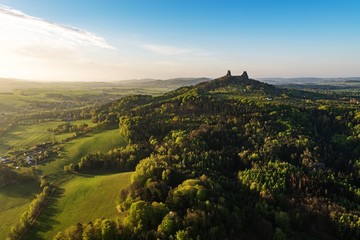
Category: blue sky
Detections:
[{"x1": 0, "y1": 0, "x2": 359, "y2": 81}]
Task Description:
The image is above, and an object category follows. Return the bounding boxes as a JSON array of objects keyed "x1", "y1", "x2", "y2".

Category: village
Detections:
[{"x1": 1, "y1": 142, "x2": 58, "y2": 168}]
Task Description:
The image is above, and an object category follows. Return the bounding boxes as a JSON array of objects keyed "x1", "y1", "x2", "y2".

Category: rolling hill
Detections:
[{"x1": 3, "y1": 71, "x2": 360, "y2": 240}]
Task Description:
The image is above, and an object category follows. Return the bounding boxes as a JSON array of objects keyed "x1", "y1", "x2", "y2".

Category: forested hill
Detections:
[{"x1": 57, "y1": 72, "x2": 360, "y2": 240}]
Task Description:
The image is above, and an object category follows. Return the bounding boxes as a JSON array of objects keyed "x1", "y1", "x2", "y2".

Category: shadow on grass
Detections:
[
  {"x1": 0, "y1": 179, "x2": 40, "y2": 198},
  {"x1": 22, "y1": 187, "x2": 65, "y2": 240},
  {"x1": 56, "y1": 168, "x2": 132, "y2": 178},
  {"x1": 77, "y1": 169, "x2": 132, "y2": 177}
]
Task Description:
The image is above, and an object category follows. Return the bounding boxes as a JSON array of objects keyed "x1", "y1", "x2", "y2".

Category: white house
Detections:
[{"x1": 26, "y1": 155, "x2": 34, "y2": 165}]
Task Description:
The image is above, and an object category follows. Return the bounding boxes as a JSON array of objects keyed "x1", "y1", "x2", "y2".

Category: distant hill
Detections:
[
  {"x1": 261, "y1": 77, "x2": 360, "y2": 85},
  {"x1": 117, "y1": 77, "x2": 212, "y2": 89},
  {"x1": 0, "y1": 77, "x2": 212, "y2": 92},
  {"x1": 0, "y1": 78, "x2": 44, "y2": 92},
  {"x1": 260, "y1": 77, "x2": 360, "y2": 91},
  {"x1": 3, "y1": 75, "x2": 359, "y2": 93}
]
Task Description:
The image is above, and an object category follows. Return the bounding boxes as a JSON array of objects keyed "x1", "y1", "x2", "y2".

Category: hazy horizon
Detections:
[
  {"x1": 0, "y1": 0, "x2": 359, "y2": 82},
  {"x1": 3, "y1": 74, "x2": 360, "y2": 84}
]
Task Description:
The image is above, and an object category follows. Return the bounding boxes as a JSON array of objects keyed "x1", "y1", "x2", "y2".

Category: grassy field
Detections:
[
  {"x1": 0, "y1": 120, "x2": 96, "y2": 153},
  {"x1": 38, "y1": 129, "x2": 127, "y2": 175},
  {"x1": 0, "y1": 82, "x2": 170, "y2": 115},
  {"x1": 24, "y1": 171, "x2": 132, "y2": 240},
  {"x1": 22, "y1": 128, "x2": 130, "y2": 239},
  {"x1": 0, "y1": 180, "x2": 40, "y2": 239},
  {"x1": 1, "y1": 126, "x2": 128, "y2": 239},
  {"x1": 0, "y1": 92, "x2": 30, "y2": 108}
]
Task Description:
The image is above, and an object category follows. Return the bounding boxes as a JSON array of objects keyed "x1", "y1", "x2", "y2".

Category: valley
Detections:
[
  {"x1": 1, "y1": 73, "x2": 360, "y2": 240},
  {"x1": 2, "y1": 1, "x2": 359, "y2": 239}
]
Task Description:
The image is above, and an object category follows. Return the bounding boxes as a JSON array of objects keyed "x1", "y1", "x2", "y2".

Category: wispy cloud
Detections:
[
  {"x1": 0, "y1": 5, "x2": 118, "y2": 80},
  {"x1": 142, "y1": 44, "x2": 192, "y2": 55},
  {"x1": 0, "y1": 5, "x2": 115, "y2": 53},
  {"x1": 0, "y1": 5, "x2": 216, "y2": 81}
]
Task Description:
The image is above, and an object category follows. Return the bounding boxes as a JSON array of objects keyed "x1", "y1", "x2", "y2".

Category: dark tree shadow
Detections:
[
  {"x1": 22, "y1": 187, "x2": 65, "y2": 240},
  {"x1": 0, "y1": 179, "x2": 40, "y2": 198}
]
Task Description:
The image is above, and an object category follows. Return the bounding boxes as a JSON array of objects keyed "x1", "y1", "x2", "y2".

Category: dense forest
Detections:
[{"x1": 41, "y1": 72, "x2": 360, "y2": 239}]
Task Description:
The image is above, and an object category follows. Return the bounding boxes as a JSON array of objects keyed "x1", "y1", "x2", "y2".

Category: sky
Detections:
[{"x1": 0, "y1": 0, "x2": 359, "y2": 81}]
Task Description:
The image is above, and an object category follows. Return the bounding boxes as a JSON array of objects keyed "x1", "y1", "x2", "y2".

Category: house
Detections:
[
  {"x1": 0, "y1": 156, "x2": 11, "y2": 164},
  {"x1": 26, "y1": 155, "x2": 34, "y2": 165}
]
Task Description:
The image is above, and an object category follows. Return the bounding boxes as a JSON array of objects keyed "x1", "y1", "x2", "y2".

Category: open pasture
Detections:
[{"x1": 24, "y1": 172, "x2": 132, "y2": 240}]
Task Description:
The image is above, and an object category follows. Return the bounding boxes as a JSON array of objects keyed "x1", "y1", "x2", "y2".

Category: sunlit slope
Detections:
[
  {"x1": 0, "y1": 120, "x2": 95, "y2": 153},
  {"x1": 0, "y1": 181, "x2": 40, "y2": 239},
  {"x1": 24, "y1": 172, "x2": 132, "y2": 240},
  {"x1": 38, "y1": 129, "x2": 127, "y2": 175}
]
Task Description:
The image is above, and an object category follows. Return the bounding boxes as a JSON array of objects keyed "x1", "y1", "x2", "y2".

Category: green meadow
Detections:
[
  {"x1": 0, "y1": 120, "x2": 96, "y2": 153},
  {"x1": 1, "y1": 124, "x2": 129, "y2": 238},
  {"x1": 38, "y1": 128, "x2": 127, "y2": 175},
  {"x1": 20, "y1": 128, "x2": 130, "y2": 239},
  {"x1": 0, "y1": 180, "x2": 40, "y2": 239},
  {"x1": 0, "y1": 92, "x2": 28, "y2": 108},
  {"x1": 24, "y1": 172, "x2": 132, "y2": 240}
]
